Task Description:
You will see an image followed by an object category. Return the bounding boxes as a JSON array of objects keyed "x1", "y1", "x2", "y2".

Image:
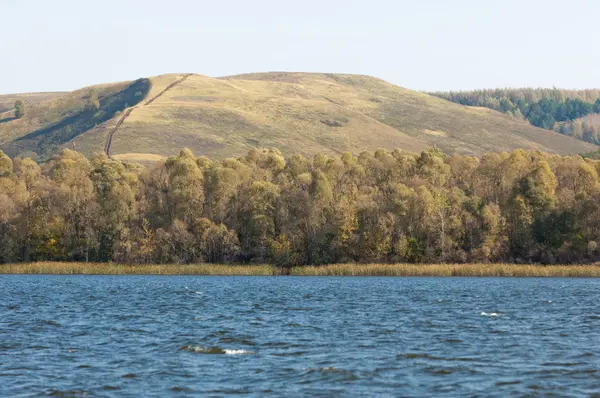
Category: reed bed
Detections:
[
  {"x1": 2, "y1": 262, "x2": 600, "y2": 277},
  {"x1": 0, "y1": 262, "x2": 273, "y2": 276},
  {"x1": 291, "y1": 263, "x2": 600, "y2": 277}
]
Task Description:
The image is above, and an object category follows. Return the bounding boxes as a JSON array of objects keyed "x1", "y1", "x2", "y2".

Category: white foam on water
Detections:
[
  {"x1": 480, "y1": 312, "x2": 501, "y2": 317},
  {"x1": 184, "y1": 345, "x2": 253, "y2": 355},
  {"x1": 224, "y1": 349, "x2": 252, "y2": 355}
]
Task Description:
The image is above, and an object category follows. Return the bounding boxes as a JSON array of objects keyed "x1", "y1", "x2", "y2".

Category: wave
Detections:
[
  {"x1": 224, "y1": 349, "x2": 252, "y2": 355},
  {"x1": 480, "y1": 312, "x2": 502, "y2": 317},
  {"x1": 180, "y1": 345, "x2": 254, "y2": 355}
]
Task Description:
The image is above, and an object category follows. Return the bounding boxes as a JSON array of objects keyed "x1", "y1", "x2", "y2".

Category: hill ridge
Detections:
[{"x1": 0, "y1": 72, "x2": 596, "y2": 162}]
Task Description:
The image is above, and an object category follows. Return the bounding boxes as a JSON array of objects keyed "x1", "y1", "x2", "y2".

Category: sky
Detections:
[{"x1": 1, "y1": 0, "x2": 599, "y2": 94}]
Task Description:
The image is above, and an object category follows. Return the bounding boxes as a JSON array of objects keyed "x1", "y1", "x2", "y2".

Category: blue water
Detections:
[{"x1": 1, "y1": 276, "x2": 600, "y2": 397}]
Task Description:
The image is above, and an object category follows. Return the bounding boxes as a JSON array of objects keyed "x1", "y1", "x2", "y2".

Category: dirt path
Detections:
[
  {"x1": 144, "y1": 74, "x2": 192, "y2": 106},
  {"x1": 104, "y1": 74, "x2": 193, "y2": 157}
]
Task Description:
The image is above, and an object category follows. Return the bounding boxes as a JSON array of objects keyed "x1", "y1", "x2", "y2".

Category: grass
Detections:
[
  {"x1": 292, "y1": 263, "x2": 600, "y2": 277},
  {"x1": 112, "y1": 153, "x2": 166, "y2": 162},
  {"x1": 0, "y1": 79, "x2": 148, "y2": 160},
  {"x1": 0, "y1": 262, "x2": 273, "y2": 276},
  {"x1": 0, "y1": 82, "x2": 130, "y2": 146},
  {"x1": 2, "y1": 262, "x2": 600, "y2": 277},
  {"x1": 2, "y1": 72, "x2": 596, "y2": 160},
  {"x1": 0, "y1": 92, "x2": 64, "y2": 114}
]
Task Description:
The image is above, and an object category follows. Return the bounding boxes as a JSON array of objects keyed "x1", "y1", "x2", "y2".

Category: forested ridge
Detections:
[
  {"x1": 1, "y1": 147, "x2": 600, "y2": 266},
  {"x1": 432, "y1": 88, "x2": 600, "y2": 143}
]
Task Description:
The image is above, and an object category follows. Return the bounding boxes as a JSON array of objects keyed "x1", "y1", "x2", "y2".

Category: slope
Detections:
[
  {"x1": 228, "y1": 73, "x2": 597, "y2": 156},
  {"x1": 0, "y1": 80, "x2": 150, "y2": 160},
  {"x1": 0, "y1": 72, "x2": 596, "y2": 161},
  {"x1": 0, "y1": 92, "x2": 65, "y2": 114}
]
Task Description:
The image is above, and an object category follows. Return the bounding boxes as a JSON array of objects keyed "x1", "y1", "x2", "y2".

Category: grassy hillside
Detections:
[
  {"x1": 0, "y1": 80, "x2": 149, "y2": 160},
  {"x1": 0, "y1": 73, "x2": 597, "y2": 161},
  {"x1": 0, "y1": 92, "x2": 64, "y2": 114}
]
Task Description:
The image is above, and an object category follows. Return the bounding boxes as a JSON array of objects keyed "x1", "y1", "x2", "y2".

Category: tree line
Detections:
[
  {"x1": 1, "y1": 147, "x2": 600, "y2": 266},
  {"x1": 432, "y1": 88, "x2": 600, "y2": 143}
]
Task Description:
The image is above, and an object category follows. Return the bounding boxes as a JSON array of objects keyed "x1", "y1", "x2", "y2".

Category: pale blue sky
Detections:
[{"x1": 1, "y1": 0, "x2": 599, "y2": 94}]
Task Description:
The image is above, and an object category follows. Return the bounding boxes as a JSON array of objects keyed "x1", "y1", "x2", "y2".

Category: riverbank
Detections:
[{"x1": 2, "y1": 262, "x2": 600, "y2": 277}]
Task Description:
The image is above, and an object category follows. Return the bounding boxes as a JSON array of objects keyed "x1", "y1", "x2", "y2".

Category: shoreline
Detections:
[{"x1": 1, "y1": 262, "x2": 600, "y2": 277}]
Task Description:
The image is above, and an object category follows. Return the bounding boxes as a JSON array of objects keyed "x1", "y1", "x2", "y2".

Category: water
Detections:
[{"x1": 1, "y1": 276, "x2": 600, "y2": 397}]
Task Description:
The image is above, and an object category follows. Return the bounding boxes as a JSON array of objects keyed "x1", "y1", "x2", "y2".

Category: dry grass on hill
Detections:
[{"x1": 1, "y1": 72, "x2": 597, "y2": 160}]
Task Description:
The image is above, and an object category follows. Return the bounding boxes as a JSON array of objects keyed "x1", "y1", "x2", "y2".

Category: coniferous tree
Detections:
[{"x1": 14, "y1": 100, "x2": 25, "y2": 119}]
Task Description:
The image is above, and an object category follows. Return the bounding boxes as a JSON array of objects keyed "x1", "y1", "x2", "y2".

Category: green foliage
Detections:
[
  {"x1": 432, "y1": 88, "x2": 600, "y2": 143},
  {"x1": 87, "y1": 89, "x2": 100, "y2": 111},
  {"x1": 2, "y1": 147, "x2": 600, "y2": 265},
  {"x1": 14, "y1": 100, "x2": 25, "y2": 119}
]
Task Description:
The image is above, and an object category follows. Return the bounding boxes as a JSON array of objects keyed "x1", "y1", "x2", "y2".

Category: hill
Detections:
[
  {"x1": 0, "y1": 73, "x2": 596, "y2": 161},
  {"x1": 431, "y1": 88, "x2": 600, "y2": 144}
]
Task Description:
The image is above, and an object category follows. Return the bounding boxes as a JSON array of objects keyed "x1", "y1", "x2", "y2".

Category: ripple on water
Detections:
[
  {"x1": 302, "y1": 367, "x2": 360, "y2": 381},
  {"x1": 202, "y1": 388, "x2": 250, "y2": 394},
  {"x1": 496, "y1": 380, "x2": 522, "y2": 386},
  {"x1": 180, "y1": 345, "x2": 254, "y2": 355},
  {"x1": 170, "y1": 386, "x2": 193, "y2": 392},
  {"x1": 47, "y1": 389, "x2": 90, "y2": 397},
  {"x1": 442, "y1": 339, "x2": 464, "y2": 343},
  {"x1": 424, "y1": 366, "x2": 455, "y2": 375},
  {"x1": 219, "y1": 337, "x2": 257, "y2": 346},
  {"x1": 2, "y1": 276, "x2": 600, "y2": 397},
  {"x1": 398, "y1": 353, "x2": 482, "y2": 363},
  {"x1": 272, "y1": 351, "x2": 307, "y2": 357},
  {"x1": 38, "y1": 320, "x2": 61, "y2": 327}
]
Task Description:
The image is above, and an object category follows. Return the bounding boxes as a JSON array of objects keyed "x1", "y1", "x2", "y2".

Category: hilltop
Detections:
[{"x1": 0, "y1": 73, "x2": 596, "y2": 161}]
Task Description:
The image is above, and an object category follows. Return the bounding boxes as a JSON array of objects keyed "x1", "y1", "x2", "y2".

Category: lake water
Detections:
[{"x1": 1, "y1": 276, "x2": 600, "y2": 397}]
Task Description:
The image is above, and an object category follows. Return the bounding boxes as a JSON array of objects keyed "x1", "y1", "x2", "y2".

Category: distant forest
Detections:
[
  {"x1": 2, "y1": 147, "x2": 600, "y2": 265},
  {"x1": 432, "y1": 88, "x2": 600, "y2": 143}
]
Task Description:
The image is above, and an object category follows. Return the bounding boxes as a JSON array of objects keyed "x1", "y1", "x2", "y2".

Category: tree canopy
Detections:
[
  {"x1": 1, "y1": 147, "x2": 600, "y2": 266},
  {"x1": 432, "y1": 88, "x2": 600, "y2": 143}
]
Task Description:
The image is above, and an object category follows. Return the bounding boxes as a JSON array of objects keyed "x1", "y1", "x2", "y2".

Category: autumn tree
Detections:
[{"x1": 1, "y1": 147, "x2": 600, "y2": 265}]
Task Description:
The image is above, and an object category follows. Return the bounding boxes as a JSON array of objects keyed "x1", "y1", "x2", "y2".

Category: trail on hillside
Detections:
[
  {"x1": 103, "y1": 108, "x2": 134, "y2": 156},
  {"x1": 104, "y1": 74, "x2": 192, "y2": 157},
  {"x1": 144, "y1": 74, "x2": 192, "y2": 106}
]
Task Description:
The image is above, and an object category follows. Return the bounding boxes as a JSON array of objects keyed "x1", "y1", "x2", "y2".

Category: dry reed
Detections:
[
  {"x1": 2, "y1": 262, "x2": 600, "y2": 277},
  {"x1": 291, "y1": 263, "x2": 600, "y2": 277},
  {"x1": 0, "y1": 262, "x2": 273, "y2": 276}
]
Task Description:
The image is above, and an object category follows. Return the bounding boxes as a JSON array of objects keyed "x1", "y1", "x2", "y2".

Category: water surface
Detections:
[{"x1": 1, "y1": 276, "x2": 600, "y2": 397}]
